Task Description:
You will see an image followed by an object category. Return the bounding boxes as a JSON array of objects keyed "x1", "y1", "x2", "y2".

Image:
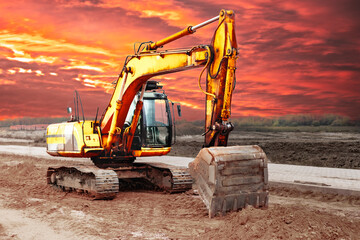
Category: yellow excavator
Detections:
[{"x1": 46, "y1": 10, "x2": 268, "y2": 217}]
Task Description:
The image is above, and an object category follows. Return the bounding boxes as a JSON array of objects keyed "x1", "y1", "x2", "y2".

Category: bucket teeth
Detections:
[{"x1": 189, "y1": 145, "x2": 269, "y2": 218}]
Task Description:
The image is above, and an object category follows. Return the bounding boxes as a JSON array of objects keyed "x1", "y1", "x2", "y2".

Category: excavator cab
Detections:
[
  {"x1": 125, "y1": 91, "x2": 173, "y2": 151},
  {"x1": 122, "y1": 81, "x2": 175, "y2": 157}
]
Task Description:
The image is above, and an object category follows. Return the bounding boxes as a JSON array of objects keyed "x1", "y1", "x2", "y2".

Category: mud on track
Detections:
[{"x1": 0, "y1": 153, "x2": 359, "y2": 239}]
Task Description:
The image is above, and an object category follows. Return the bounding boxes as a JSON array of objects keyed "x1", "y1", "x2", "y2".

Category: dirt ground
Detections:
[
  {"x1": 0, "y1": 129, "x2": 359, "y2": 239},
  {"x1": 0, "y1": 153, "x2": 359, "y2": 240},
  {"x1": 170, "y1": 132, "x2": 360, "y2": 169}
]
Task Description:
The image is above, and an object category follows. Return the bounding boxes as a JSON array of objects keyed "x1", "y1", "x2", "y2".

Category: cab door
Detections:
[{"x1": 142, "y1": 97, "x2": 172, "y2": 147}]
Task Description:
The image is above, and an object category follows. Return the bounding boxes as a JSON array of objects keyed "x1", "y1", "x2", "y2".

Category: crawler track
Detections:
[
  {"x1": 47, "y1": 163, "x2": 193, "y2": 199},
  {"x1": 47, "y1": 166, "x2": 119, "y2": 199},
  {"x1": 143, "y1": 163, "x2": 193, "y2": 192}
]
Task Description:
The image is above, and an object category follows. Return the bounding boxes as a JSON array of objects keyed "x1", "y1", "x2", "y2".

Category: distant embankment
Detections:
[
  {"x1": 9, "y1": 124, "x2": 48, "y2": 131},
  {"x1": 1, "y1": 114, "x2": 359, "y2": 134},
  {"x1": 175, "y1": 114, "x2": 360, "y2": 135},
  {"x1": 0, "y1": 117, "x2": 68, "y2": 128}
]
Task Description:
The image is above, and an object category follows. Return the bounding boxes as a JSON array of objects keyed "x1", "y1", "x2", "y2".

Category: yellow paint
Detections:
[
  {"x1": 46, "y1": 120, "x2": 102, "y2": 158},
  {"x1": 132, "y1": 147, "x2": 171, "y2": 157}
]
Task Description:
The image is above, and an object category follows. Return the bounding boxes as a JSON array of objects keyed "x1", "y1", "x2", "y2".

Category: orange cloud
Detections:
[{"x1": 0, "y1": 0, "x2": 359, "y2": 120}]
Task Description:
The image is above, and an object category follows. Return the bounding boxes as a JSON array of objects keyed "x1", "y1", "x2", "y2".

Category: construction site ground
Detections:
[{"x1": 0, "y1": 130, "x2": 359, "y2": 239}]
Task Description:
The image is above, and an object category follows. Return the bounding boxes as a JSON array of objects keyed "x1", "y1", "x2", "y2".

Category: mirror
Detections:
[
  {"x1": 67, "y1": 107, "x2": 72, "y2": 114},
  {"x1": 177, "y1": 105, "x2": 182, "y2": 117}
]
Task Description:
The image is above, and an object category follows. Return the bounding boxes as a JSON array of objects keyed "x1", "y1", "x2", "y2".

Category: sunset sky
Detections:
[{"x1": 0, "y1": 0, "x2": 359, "y2": 121}]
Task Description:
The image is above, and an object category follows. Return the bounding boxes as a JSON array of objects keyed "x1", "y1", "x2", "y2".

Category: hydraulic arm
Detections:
[{"x1": 100, "y1": 9, "x2": 238, "y2": 156}]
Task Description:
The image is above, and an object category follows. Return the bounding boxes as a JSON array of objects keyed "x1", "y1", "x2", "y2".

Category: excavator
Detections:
[{"x1": 46, "y1": 9, "x2": 269, "y2": 217}]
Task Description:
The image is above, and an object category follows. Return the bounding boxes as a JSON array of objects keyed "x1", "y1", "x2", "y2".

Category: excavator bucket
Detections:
[{"x1": 188, "y1": 145, "x2": 269, "y2": 218}]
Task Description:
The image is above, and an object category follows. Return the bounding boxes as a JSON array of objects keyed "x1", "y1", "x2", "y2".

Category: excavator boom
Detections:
[
  {"x1": 100, "y1": 46, "x2": 210, "y2": 153},
  {"x1": 101, "y1": 10, "x2": 238, "y2": 154}
]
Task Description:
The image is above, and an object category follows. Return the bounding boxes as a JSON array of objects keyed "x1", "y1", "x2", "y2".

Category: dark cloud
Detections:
[
  {"x1": 1, "y1": 0, "x2": 360, "y2": 120},
  {"x1": 260, "y1": 5, "x2": 298, "y2": 23},
  {"x1": 322, "y1": 64, "x2": 360, "y2": 72}
]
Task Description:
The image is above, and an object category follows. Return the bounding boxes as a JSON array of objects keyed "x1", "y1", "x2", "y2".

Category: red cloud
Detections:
[{"x1": 0, "y1": 0, "x2": 359, "y2": 120}]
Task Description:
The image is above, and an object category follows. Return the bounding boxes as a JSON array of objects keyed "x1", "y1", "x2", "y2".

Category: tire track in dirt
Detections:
[
  {"x1": 0, "y1": 153, "x2": 359, "y2": 239},
  {"x1": 0, "y1": 198, "x2": 77, "y2": 240}
]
